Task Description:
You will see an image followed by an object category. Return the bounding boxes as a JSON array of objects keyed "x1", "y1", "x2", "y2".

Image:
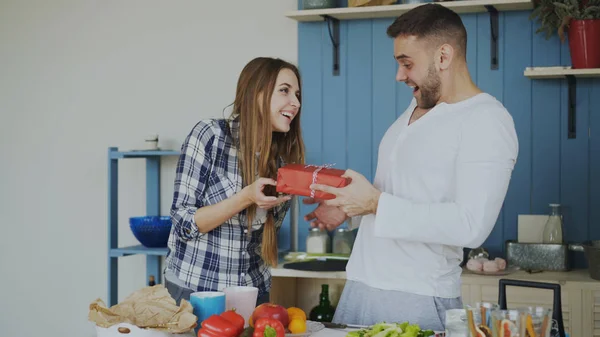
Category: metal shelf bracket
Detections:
[
  {"x1": 567, "y1": 75, "x2": 576, "y2": 139},
  {"x1": 322, "y1": 15, "x2": 340, "y2": 76},
  {"x1": 485, "y1": 5, "x2": 499, "y2": 70},
  {"x1": 320, "y1": 7, "x2": 499, "y2": 73}
]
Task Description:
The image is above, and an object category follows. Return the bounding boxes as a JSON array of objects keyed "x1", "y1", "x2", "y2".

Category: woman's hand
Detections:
[{"x1": 243, "y1": 177, "x2": 291, "y2": 209}]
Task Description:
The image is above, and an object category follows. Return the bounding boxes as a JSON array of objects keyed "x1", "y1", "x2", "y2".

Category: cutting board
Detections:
[
  {"x1": 311, "y1": 328, "x2": 355, "y2": 337},
  {"x1": 517, "y1": 214, "x2": 547, "y2": 243},
  {"x1": 310, "y1": 328, "x2": 445, "y2": 337},
  {"x1": 283, "y1": 259, "x2": 348, "y2": 272}
]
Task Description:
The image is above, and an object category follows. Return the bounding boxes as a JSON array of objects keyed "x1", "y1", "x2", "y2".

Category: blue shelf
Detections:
[
  {"x1": 109, "y1": 149, "x2": 180, "y2": 159},
  {"x1": 110, "y1": 245, "x2": 169, "y2": 257},
  {"x1": 107, "y1": 146, "x2": 175, "y2": 306}
]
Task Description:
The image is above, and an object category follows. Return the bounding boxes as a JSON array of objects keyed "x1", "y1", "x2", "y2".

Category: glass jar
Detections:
[
  {"x1": 444, "y1": 309, "x2": 468, "y2": 337},
  {"x1": 332, "y1": 228, "x2": 355, "y2": 254},
  {"x1": 306, "y1": 228, "x2": 329, "y2": 254},
  {"x1": 542, "y1": 203, "x2": 563, "y2": 244}
]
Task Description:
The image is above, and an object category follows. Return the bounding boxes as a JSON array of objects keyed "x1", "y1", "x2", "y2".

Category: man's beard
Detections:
[{"x1": 416, "y1": 63, "x2": 441, "y2": 109}]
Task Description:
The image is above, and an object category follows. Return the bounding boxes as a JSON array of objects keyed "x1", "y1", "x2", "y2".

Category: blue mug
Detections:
[{"x1": 190, "y1": 291, "x2": 226, "y2": 329}]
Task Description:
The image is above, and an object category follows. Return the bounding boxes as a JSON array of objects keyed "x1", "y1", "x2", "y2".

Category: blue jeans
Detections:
[{"x1": 333, "y1": 280, "x2": 462, "y2": 331}]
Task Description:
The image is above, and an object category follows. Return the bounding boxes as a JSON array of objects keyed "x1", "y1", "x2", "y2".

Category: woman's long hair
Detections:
[{"x1": 231, "y1": 57, "x2": 305, "y2": 267}]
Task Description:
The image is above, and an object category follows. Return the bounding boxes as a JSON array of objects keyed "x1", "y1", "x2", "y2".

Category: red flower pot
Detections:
[{"x1": 568, "y1": 19, "x2": 600, "y2": 69}]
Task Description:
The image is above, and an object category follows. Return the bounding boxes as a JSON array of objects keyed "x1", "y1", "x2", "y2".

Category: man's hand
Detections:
[
  {"x1": 310, "y1": 169, "x2": 381, "y2": 217},
  {"x1": 303, "y1": 198, "x2": 348, "y2": 231}
]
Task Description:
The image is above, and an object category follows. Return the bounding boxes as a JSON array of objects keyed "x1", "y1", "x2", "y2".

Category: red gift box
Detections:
[{"x1": 276, "y1": 163, "x2": 351, "y2": 200}]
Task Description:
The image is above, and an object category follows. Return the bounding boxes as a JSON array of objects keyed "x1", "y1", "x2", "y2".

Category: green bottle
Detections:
[{"x1": 309, "y1": 284, "x2": 336, "y2": 322}]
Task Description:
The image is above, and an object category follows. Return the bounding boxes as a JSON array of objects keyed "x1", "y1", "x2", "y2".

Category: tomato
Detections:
[{"x1": 251, "y1": 303, "x2": 290, "y2": 329}]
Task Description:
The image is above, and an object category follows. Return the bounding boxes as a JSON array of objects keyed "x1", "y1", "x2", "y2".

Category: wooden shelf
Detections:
[
  {"x1": 524, "y1": 66, "x2": 600, "y2": 79},
  {"x1": 523, "y1": 66, "x2": 600, "y2": 139},
  {"x1": 286, "y1": 0, "x2": 533, "y2": 22},
  {"x1": 287, "y1": 0, "x2": 533, "y2": 71}
]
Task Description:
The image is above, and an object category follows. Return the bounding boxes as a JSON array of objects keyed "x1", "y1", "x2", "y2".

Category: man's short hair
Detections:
[{"x1": 386, "y1": 4, "x2": 467, "y2": 57}]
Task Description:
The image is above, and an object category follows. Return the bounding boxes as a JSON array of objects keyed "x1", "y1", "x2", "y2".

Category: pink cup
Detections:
[{"x1": 223, "y1": 286, "x2": 259, "y2": 327}]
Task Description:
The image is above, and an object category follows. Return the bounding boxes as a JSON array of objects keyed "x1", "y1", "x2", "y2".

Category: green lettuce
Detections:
[{"x1": 345, "y1": 321, "x2": 436, "y2": 337}]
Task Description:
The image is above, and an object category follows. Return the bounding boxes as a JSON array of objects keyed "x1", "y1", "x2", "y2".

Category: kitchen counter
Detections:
[
  {"x1": 270, "y1": 266, "x2": 600, "y2": 337},
  {"x1": 461, "y1": 268, "x2": 598, "y2": 284},
  {"x1": 272, "y1": 263, "x2": 598, "y2": 284}
]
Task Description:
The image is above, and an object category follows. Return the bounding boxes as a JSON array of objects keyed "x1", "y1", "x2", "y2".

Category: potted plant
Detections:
[
  {"x1": 530, "y1": 0, "x2": 563, "y2": 39},
  {"x1": 530, "y1": 0, "x2": 600, "y2": 69}
]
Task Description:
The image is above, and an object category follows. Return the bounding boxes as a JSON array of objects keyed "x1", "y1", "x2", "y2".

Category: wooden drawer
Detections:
[{"x1": 593, "y1": 291, "x2": 600, "y2": 336}]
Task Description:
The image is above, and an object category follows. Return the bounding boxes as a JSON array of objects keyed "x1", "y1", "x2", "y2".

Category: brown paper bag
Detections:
[
  {"x1": 88, "y1": 285, "x2": 197, "y2": 334},
  {"x1": 348, "y1": 0, "x2": 397, "y2": 7}
]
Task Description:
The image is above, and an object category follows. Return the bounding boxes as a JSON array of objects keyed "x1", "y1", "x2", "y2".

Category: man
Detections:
[{"x1": 304, "y1": 4, "x2": 518, "y2": 331}]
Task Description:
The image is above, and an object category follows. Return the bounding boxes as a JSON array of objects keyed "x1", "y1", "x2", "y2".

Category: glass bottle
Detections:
[
  {"x1": 542, "y1": 203, "x2": 563, "y2": 244},
  {"x1": 148, "y1": 275, "x2": 156, "y2": 286},
  {"x1": 309, "y1": 284, "x2": 336, "y2": 322}
]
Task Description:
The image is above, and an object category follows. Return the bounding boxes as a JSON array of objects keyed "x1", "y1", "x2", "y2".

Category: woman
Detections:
[{"x1": 164, "y1": 57, "x2": 305, "y2": 306}]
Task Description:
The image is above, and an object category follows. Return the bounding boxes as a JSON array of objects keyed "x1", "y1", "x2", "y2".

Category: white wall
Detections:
[{"x1": 0, "y1": 1, "x2": 298, "y2": 336}]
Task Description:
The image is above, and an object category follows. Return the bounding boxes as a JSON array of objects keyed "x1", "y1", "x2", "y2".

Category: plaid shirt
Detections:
[{"x1": 165, "y1": 117, "x2": 290, "y2": 298}]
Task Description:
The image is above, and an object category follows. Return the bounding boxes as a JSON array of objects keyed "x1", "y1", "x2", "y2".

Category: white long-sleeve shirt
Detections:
[{"x1": 346, "y1": 93, "x2": 518, "y2": 298}]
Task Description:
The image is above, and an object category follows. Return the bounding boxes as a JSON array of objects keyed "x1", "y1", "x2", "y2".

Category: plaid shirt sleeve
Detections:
[
  {"x1": 167, "y1": 118, "x2": 292, "y2": 296},
  {"x1": 170, "y1": 120, "x2": 217, "y2": 241}
]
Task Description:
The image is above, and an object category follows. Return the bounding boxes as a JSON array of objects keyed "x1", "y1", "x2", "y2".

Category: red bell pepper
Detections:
[
  {"x1": 197, "y1": 314, "x2": 239, "y2": 337},
  {"x1": 220, "y1": 308, "x2": 245, "y2": 335},
  {"x1": 252, "y1": 318, "x2": 286, "y2": 337},
  {"x1": 197, "y1": 329, "x2": 221, "y2": 337}
]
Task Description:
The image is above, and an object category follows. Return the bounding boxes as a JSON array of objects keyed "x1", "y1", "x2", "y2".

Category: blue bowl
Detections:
[{"x1": 129, "y1": 216, "x2": 172, "y2": 248}]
